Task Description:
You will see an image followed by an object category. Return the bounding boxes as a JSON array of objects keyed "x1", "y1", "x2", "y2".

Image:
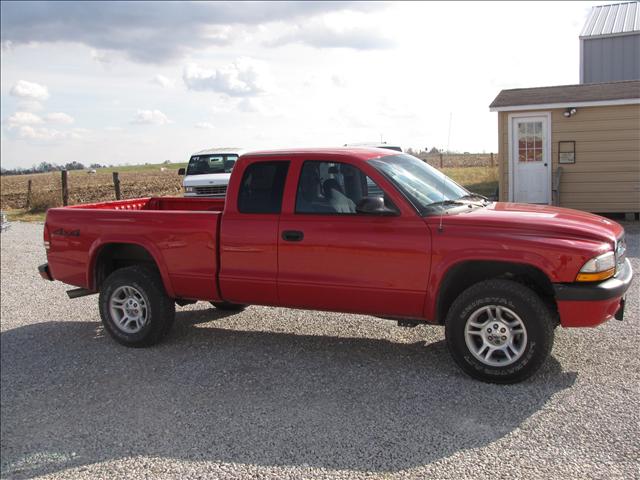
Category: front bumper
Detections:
[
  {"x1": 554, "y1": 258, "x2": 633, "y2": 327},
  {"x1": 184, "y1": 192, "x2": 226, "y2": 198},
  {"x1": 38, "y1": 263, "x2": 53, "y2": 281}
]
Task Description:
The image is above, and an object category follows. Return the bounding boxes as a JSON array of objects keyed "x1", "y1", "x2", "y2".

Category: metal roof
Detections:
[{"x1": 580, "y1": 2, "x2": 640, "y2": 38}]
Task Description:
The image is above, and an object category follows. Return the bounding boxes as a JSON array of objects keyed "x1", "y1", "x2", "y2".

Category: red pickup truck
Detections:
[{"x1": 40, "y1": 148, "x2": 632, "y2": 383}]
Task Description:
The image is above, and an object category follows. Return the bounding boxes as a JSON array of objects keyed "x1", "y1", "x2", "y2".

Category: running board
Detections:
[{"x1": 66, "y1": 288, "x2": 96, "y2": 299}]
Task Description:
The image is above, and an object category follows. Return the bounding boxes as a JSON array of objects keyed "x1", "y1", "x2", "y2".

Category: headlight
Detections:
[
  {"x1": 576, "y1": 251, "x2": 615, "y2": 282},
  {"x1": 184, "y1": 186, "x2": 195, "y2": 193}
]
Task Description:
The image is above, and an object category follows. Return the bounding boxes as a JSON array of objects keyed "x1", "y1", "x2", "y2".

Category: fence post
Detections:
[
  {"x1": 112, "y1": 172, "x2": 121, "y2": 200},
  {"x1": 491, "y1": 152, "x2": 495, "y2": 167},
  {"x1": 26, "y1": 179, "x2": 32, "y2": 210},
  {"x1": 439, "y1": 153, "x2": 443, "y2": 168},
  {"x1": 61, "y1": 170, "x2": 69, "y2": 206}
]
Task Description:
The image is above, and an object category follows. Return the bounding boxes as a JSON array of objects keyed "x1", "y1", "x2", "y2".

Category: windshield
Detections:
[
  {"x1": 368, "y1": 154, "x2": 469, "y2": 215},
  {"x1": 186, "y1": 154, "x2": 238, "y2": 175}
]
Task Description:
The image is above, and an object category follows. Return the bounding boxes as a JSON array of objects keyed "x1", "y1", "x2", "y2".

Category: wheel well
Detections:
[
  {"x1": 93, "y1": 243, "x2": 157, "y2": 290},
  {"x1": 436, "y1": 261, "x2": 556, "y2": 324}
]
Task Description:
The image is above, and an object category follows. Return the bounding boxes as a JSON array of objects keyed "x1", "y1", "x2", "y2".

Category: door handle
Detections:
[{"x1": 282, "y1": 230, "x2": 304, "y2": 242}]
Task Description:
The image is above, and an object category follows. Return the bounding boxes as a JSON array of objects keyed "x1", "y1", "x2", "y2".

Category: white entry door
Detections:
[{"x1": 511, "y1": 115, "x2": 551, "y2": 204}]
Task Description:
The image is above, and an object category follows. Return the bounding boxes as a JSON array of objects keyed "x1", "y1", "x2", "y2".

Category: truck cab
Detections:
[{"x1": 179, "y1": 147, "x2": 243, "y2": 197}]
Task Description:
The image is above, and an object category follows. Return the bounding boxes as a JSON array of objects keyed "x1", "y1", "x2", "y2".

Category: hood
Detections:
[
  {"x1": 183, "y1": 172, "x2": 231, "y2": 188},
  {"x1": 436, "y1": 202, "x2": 623, "y2": 245}
]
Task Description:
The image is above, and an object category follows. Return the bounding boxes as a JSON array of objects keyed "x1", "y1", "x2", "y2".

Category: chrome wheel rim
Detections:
[
  {"x1": 109, "y1": 285, "x2": 148, "y2": 334},
  {"x1": 464, "y1": 305, "x2": 527, "y2": 367}
]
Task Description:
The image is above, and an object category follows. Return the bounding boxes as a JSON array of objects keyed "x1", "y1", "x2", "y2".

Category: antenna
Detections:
[{"x1": 438, "y1": 112, "x2": 453, "y2": 233}]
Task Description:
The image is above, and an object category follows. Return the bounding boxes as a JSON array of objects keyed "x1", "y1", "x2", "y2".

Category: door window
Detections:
[
  {"x1": 517, "y1": 121, "x2": 543, "y2": 162},
  {"x1": 237, "y1": 161, "x2": 289, "y2": 214},
  {"x1": 295, "y1": 161, "x2": 396, "y2": 214}
]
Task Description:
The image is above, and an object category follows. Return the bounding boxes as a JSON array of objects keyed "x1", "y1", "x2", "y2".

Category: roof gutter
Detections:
[{"x1": 490, "y1": 98, "x2": 640, "y2": 112}]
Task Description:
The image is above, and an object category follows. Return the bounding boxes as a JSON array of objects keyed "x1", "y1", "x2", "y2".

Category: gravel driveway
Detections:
[{"x1": 1, "y1": 221, "x2": 639, "y2": 479}]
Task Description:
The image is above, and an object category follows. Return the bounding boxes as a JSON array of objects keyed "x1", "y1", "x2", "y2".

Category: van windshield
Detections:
[{"x1": 186, "y1": 154, "x2": 238, "y2": 175}]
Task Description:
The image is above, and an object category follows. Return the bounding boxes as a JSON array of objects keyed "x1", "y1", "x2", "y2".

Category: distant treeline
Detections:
[{"x1": 0, "y1": 161, "x2": 106, "y2": 176}]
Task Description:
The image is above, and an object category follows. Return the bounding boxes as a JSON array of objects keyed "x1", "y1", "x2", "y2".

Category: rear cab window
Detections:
[{"x1": 237, "y1": 161, "x2": 290, "y2": 214}]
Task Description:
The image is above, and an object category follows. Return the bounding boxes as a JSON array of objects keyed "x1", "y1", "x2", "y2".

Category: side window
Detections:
[
  {"x1": 238, "y1": 161, "x2": 289, "y2": 214},
  {"x1": 296, "y1": 161, "x2": 396, "y2": 214}
]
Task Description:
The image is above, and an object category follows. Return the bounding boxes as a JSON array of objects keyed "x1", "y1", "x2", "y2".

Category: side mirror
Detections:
[
  {"x1": 178, "y1": 168, "x2": 186, "y2": 176},
  {"x1": 356, "y1": 196, "x2": 398, "y2": 216}
]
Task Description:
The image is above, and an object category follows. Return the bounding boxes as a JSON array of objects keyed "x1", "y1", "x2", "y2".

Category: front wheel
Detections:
[
  {"x1": 99, "y1": 265, "x2": 175, "y2": 347},
  {"x1": 445, "y1": 279, "x2": 554, "y2": 384}
]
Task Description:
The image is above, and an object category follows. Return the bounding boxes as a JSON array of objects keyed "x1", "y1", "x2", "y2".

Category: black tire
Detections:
[
  {"x1": 210, "y1": 301, "x2": 247, "y2": 312},
  {"x1": 99, "y1": 265, "x2": 175, "y2": 347},
  {"x1": 444, "y1": 279, "x2": 554, "y2": 384}
]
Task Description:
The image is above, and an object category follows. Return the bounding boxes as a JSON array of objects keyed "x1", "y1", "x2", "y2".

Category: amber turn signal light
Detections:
[{"x1": 576, "y1": 268, "x2": 615, "y2": 282}]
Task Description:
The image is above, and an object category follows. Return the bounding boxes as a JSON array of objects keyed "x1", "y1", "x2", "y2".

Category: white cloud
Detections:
[
  {"x1": 90, "y1": 49, "x2": 113, "y2": 65},
  {"x1": 4, "y1": 111, "x2": 83, "y2": 143},
  {"x1": 130, "y1": 109, "x2": 171, "y2": 125},
  {"x1": 332, "y1": 75, "x2": 346, "y2": 87},
  {"x1": 9, "y1": 80, "x2": 49, "y2": 101},
  {"x1": 237, "y1": 98, "x2": 268, "y2": 114},
  {"x1": 16, "y1": 100, "x2": 45, "y2": 112},
  {"x1": 45, "y1": 112, "x2": 75, "y2": 124},
  {"x1": 15, "y1": 126, "x2": 85, "y2": 141},
  {"x1": 0, "y1": 2, "x2": 373, "y2": 63},
  {"x1": 268, "y1": 23, "x2": 394, "y2": 50},
  {"x1": 183, "y1": 58, "x2": 271, "y2": 97},
  {"x1": 151, "y1": 74, "x2": 175, "y2": 88},
  {"x1": 195, "y1": 122, "x2": 215, "y2": 129},
  {"x1": 6, "y1": 111, "x2": 43, "y2": 127}
]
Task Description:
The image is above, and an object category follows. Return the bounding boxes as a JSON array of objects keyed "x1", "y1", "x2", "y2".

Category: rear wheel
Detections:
[
  {"x1": 444, "y1": 279, "x2": 554, "y2": 384},
  {"x1": 210, "y1": 301, "x2": 247, "y2": 312},
  {"x1": 99, "y1": 265, "x2": 175, "y2": 347}
]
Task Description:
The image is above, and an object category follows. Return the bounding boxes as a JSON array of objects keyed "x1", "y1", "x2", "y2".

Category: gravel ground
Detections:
[{"x1": 1, "y1": 221, "x2": 639, "y2": 480}]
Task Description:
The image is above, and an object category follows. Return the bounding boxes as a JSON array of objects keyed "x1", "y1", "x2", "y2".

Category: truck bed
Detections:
[
  {"x1": 45, "y1": 197, "x2": 224, "y2": 301},
  {"x1": 66, "y1": 196, "x2": 225, "y2": 212}
]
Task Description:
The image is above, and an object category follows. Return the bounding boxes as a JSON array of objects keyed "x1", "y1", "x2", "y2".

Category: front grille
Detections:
[{"x1": 194, "y1": 185, "x2": 227, "y2": 196}]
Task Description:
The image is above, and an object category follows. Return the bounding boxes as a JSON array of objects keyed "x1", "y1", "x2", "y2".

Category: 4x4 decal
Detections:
[{"x1": 52, "y1": 228, "x2": 80, "y2": 237}]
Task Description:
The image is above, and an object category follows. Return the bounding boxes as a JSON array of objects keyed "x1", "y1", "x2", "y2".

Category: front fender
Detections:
[{"x1": 423, "y1": 224, "x2": 604, "y2": 320}]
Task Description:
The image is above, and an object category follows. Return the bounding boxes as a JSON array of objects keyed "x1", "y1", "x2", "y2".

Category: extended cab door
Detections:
[
  {"x1": 218, "y1": 159, "x2": 289, "y2": 305},
  {"x1": 277, "y1": 158, "x2": 431, "y2": 318}
]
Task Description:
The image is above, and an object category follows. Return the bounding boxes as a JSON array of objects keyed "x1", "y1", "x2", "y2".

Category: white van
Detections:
[
  {"x1": 343, "y1": 142, "x2": 403, "y2": 152},
  {"x1": 179, "y1": 148, "x2": 244, "y2": 197}
]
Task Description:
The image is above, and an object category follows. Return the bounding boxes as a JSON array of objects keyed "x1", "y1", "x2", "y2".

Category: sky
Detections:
[{"x1": 0, "y1": 1, "x2": 602, "y2": 169}]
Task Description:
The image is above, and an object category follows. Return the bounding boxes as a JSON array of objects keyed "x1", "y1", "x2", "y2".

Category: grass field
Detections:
[
  {"x1": 1, "y1": 165, "x2": 187, "y2": 211},
  {"x1": 442, "y1": 166, "x2": 499, "y2": 197},
  {"x1": 96, "y1": 162, "x2": 187, "y2": 174},
  {"x1": 1, "y1": 160, "x2": 498, "y2": 222}
]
